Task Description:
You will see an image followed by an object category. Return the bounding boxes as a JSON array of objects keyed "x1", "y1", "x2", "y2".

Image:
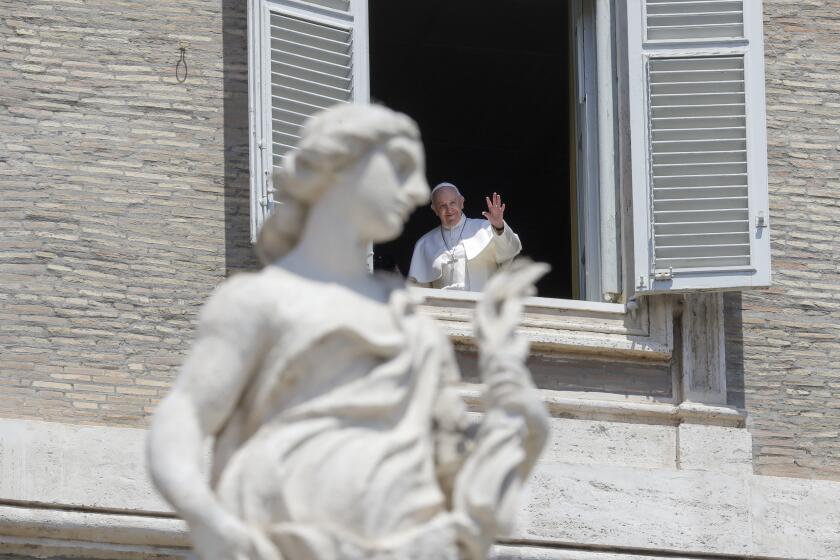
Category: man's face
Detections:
[{"x1": 431, "y1": 187, "x2": 464, "y2": 228}]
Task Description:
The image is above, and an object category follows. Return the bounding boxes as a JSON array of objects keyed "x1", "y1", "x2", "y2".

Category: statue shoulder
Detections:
[{"x1": 199, "y1": 269, "x2": 294, "y2": 334}]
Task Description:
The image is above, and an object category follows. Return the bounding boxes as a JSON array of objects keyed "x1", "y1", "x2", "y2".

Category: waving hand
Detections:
[{"x1": 481, "y1": 192, "x2": 506, "y2": 229}]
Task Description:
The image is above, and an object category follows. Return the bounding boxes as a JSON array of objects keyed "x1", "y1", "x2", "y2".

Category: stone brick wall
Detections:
[
  {"x1": 1, "y1": 0, "x2": 839, "y2": 482},
  {"x1": 0, "y1": 0, "x2": 257, "y2": 426},
  {"x1": 729, "y1": 0, "x2": 840, "y2": 480}
]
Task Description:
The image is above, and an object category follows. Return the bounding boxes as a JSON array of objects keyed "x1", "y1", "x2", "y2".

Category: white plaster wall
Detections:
[
  {"x1": 0, "y1": 418, "x2": 169, "y2": 514},
  {"x1": 1, "y1": 417, "x2": 838, "y2": 559},
  {"x1": 545, "y1": 417, "x2": 677, "y2": 469}
]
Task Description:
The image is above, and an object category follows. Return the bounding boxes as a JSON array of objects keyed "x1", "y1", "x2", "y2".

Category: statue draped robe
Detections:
[{"x1": 193, "y1": 267, "x2": 547, "y2": 559}]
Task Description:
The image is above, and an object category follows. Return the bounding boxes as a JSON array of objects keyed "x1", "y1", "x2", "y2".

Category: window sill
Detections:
[
  {"x1": 456, "y1": 384, "x2": 745, "y2": 427},
  {"x1": 409, "y1": 287, "x2": 673, "y2": 361}
]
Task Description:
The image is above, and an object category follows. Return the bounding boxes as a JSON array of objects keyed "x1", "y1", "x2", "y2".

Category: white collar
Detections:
[{"x1": 441, "y1": 214, "x2": 466, "y2": 231}]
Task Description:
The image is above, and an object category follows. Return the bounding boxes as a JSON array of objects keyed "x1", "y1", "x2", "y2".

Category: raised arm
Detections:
[
  {"x1": 147, "y1": 277, "x2": 281, "y2": 560},
  {"x1": 482, "y1": 192, "x2": 522, "y2": 263}
]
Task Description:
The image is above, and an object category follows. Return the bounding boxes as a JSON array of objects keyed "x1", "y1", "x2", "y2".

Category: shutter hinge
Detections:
[
  {"x1": 260, "y1": 169, "x2": 274, "y2": 209},
  {"x1": 637, "y1": 275, "x2": 646, "y2": 290},
  {"x1": 756, "y1": 211, "x2": 768, "y2": 228},
  {"x1": 653, "y1": 267, "x2": 673, "y2": 281}
]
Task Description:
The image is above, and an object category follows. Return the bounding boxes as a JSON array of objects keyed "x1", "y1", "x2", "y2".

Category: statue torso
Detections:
[{"x1": 210, "y1": 267, "x2": 458, "y2": 553}]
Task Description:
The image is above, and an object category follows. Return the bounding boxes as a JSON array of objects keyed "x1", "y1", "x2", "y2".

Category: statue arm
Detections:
[
  {"x1": 147, "y1": 278, "x2": 281, "y2": 560},
  {"x1": 451, "y1": 261, "x2": 550, "y2": 560},
  {"x1": 432, "y1": 340, "x2": 476, "y2": 506}
]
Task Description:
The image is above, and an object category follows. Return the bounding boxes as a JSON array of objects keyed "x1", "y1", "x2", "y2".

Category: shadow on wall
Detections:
[
  {"x1": 724, "y1": 292, "x2": 746, "y2": 409},
  {"x1": 223, "y1": 0, "x2": 261, "y2": 274},
  {"x1": 456, "y1": 349, "x2": 673, "y2": 400}
]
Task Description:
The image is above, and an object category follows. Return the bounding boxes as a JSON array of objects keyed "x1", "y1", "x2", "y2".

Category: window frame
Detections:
[
  {"x1": 248, "y1": 0, "x2": 622, "y2": 305},
  {"x1": 244, "y1": 0, "x2": 767, "y2": 363}
]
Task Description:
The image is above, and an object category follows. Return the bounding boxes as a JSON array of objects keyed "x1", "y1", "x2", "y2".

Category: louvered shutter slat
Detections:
[
  {"x1": 656, "y1": 231, "x2": 749, "y2": 246},
  {"x1": 653, "y1": 150, "x2": 746, "y2": 164},
  {"x1": 654, "y1": 128, "x2": 746, "y2": 142},
  {"x1": 655, "y1": 195, "x2": 748, "y2": 210},
  {"x1": 297, "y1": 0, "x2": 351, "y2": 13},
  {"x1": 272, "y1": 23, "x2": 352, "y2": 54},
  {"x1": 272, "y1": 70, "x2": 352, "y2": 99},
  {"x1": 274, "y1": 130, "x2": 301, "y2": 144},
  {"x1": 654, "y1": 185, "x2": 748, "y2": 197},
  {"x1": 647, "y1": 0, "x2": 743, "y2": 13},
  {"x1": 653, "y1": 103, "x2": 745, "y2": 117},
  {"x1": 271, "y1": 50, "x2": 352, "y2": 82},
  {"x1": 653, "y1": 138, "x2": 746, "y2": 152},
  {"x1": 653, "y1": 116, "x2": 746, "y2": 130},
  {"x1": 658, "y1": 246, "x2": 751, "y2": 259},
  {"x1": 654, "y1": 173, "x2": 747, "y2": 188},
  {"x1": 273, "y1": 81, "x2": 347, "y2": 105},
  {"x1": 653, "y1": 162, "x2": 748, "y2": 174},
  {"x1": 272, "y1": 107, "x2": 311, "y2": 127},
  {"x1": 652, "y1": 56, "x2": 743, "y2": 70},
  {"x1": 272, "y1": 62, "x2": 352, "y2": 91},
  {"x1": 271, "y1": 40, "x2": 352, "y2": 70},
  {"x1": 271, "y1": 13, "x2": 350, "y2": 43}
]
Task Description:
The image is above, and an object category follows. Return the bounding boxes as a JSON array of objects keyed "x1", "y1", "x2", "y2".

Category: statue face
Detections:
[
  {"x1": 349, "y1": 136, "x2": 429, "y2": 243},
  {"x1": 431, "y1": 186, "x2": 464, "y2": 229}
]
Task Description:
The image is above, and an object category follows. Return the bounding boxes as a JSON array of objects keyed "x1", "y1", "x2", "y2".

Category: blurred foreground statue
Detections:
[{"x1": 147, "y1": 104, "x2": 549, "y2": 560}]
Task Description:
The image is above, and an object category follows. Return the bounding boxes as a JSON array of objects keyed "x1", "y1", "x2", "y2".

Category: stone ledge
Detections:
[
  {"x1": 459, "y1": 386, "x2": 746, "y2": 427},
  {"x1": 0, "y1": 504, "x2": 188, "y2": 559},
  {"x1": 492, "y1": 542, "x2": 796, "y2": 559},
  {"x1": 413, "y1": 288, "x2": 673, "y2": 360},
  {"x1": 0, "y1": 504, "x2": 186, "y2": 547}
]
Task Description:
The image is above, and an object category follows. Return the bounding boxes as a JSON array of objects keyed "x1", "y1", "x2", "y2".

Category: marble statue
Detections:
[{"x1": 147, "y1": 104, "x2": 549, "y2": 560}]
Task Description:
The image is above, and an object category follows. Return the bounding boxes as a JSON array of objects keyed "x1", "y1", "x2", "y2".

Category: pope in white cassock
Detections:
[{"x1": 408, "y1": 182, "x2": 522, "y2": 291}]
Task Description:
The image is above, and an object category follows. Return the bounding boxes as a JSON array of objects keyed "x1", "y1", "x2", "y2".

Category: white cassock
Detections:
[{"x1": 408, "y1": 215, "x2": 522, "y2": 291}]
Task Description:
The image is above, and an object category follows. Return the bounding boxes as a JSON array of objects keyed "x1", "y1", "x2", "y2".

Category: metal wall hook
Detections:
[{"x1": 175, "y1": 41, "x2": 189, "y2": 83}]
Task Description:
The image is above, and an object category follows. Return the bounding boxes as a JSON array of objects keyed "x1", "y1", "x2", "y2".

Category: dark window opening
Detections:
[{"x1": 370, "y1": 0, "x2": 573, "y2": 299}]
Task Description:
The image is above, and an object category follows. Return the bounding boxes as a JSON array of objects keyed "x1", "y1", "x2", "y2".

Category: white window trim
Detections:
[
  {"x1": 595, "y1": 0, "x2": 621, "y2": 301},
  {"x1": 571, "y1": 0, "x2": 630, "y2": 302},
  {"x1": 572, "y1": 0, "x2": 602, "y2": 302},
  {"x1": 248, "y1": 0, "x2": 625, "y2": 305},
  {"x1": 572, "y1": 0, "x2": 624, "y2": 304}
]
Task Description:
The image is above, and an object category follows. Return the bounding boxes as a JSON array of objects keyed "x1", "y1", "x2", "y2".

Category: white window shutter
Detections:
[
  {"x1": 249, "y1": 0, "x2": 369, "y2": 240},
  {"x1": 627, "y1": 0, "x2": 770, "y2": 293}
]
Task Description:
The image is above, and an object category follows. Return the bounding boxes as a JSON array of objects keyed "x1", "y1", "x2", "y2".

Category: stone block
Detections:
[{"x1": 677, "y1": 423, "x2": 753, "y2": 475}]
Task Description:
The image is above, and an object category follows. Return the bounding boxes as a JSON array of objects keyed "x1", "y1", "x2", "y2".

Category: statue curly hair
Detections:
[{"x1": 256, "y1": 104, "x2": 421, "y2": 265}]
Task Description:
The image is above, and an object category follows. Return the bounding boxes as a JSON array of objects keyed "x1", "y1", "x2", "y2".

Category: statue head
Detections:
[{"x1": 257, "y1": 104, "x2": 429, "y2": 265}]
